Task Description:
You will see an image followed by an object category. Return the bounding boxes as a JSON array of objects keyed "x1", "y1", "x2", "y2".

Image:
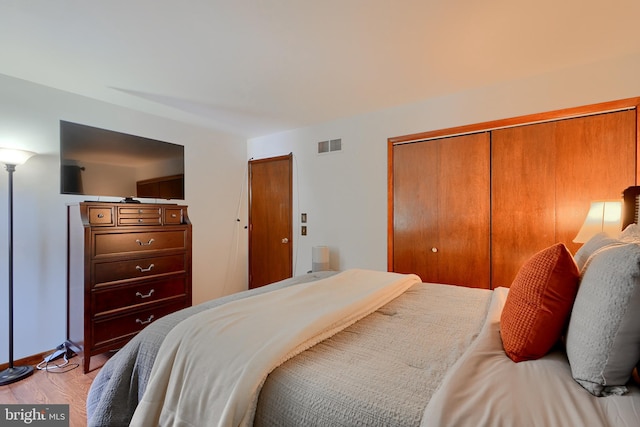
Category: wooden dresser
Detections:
[{"x1": 66, "y1": 202, "x2": 192, "y2": 372}]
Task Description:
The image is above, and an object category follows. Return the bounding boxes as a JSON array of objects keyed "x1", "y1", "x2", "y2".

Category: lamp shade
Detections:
[
  {"x1": 573, "y1": 200, "x2": 622, "y2": 243},
  {"x1": 0, "y1": 148, "x2": 36, "y2": 166},
  {"x1": 312, "y1": 246, "x2": 330, "y2": 272}
]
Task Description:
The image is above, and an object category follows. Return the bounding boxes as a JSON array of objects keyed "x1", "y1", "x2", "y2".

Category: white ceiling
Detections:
[{"x1": 2, "y1": 1, "x2": 639, "y2": 138}]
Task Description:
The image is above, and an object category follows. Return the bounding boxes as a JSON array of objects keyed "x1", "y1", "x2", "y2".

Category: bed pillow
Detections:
[
  {"x1": 573, "y1": 232, "x2": 619, "y2": 272},
  {"x1": 500, "y1": 243, "x2": 580, "y2": 363},
  {"x1": 565, "y1": 242, "x2": 640, "y2": 396},
  {"x1": 620, "y1": 223, "x2": 640, "y2": 243}
]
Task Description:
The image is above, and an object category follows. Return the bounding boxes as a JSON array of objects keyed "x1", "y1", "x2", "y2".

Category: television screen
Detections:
[{"x1": 60, "y1": 121, "x2": 185, "y2": 200}]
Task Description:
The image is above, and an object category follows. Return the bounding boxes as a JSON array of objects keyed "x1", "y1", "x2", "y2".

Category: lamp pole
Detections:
[
  {"x1": 0, "y1": 152, "x2": 35, "y2": 385},
  {"x1": 7, "y1": 163, "x2": 15, "y2": 365}
]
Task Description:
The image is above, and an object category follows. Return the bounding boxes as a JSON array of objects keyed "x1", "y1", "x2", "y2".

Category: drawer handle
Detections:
[
  {"x1": 171, "y1": 213, "x2": 177, "y2": 218},
  {"x1": 136, "y1": 315, "x2": 155, "y2": 325},
  {"x1": 97, "y1": 213, "x2": 104, "y2": 219},
  {"x1": 136, "y1": 289, "x2": 155, "y2": 299},
  {"x1": 135, "y1": 238, "x2": 155, "y2": 246},
  {"x1": 136, "y1": 264, "x2": 155, "y2": 273}
]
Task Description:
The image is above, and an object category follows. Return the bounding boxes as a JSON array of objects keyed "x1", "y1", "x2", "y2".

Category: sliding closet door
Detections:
[
  {"x1": 554, "y1": 110, "x2": 636, "y2": 254},
  {"x1": 393, "y1": 133, "x2": 491, "y2": 288},
  {"x1": 492, "y1": 123, "x2": 557, "y2": 288},
  {"x1": 492, "y1": 110, "x2": 636, "y2": 288}
]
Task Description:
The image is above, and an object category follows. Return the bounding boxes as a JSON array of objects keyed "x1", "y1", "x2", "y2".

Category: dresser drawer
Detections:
[
  {"x1": 92, "y1": 299, "x2": 187, "y2": 349},
  {"x1": 94, "y1": 229, "x2": 187, "y2": 256},
  {"x1": 87, "y1": 206, "x2": 114, "y2": 226},
  {"x1": 94, "y1": 254, "x2": 186, "y2": 286},
  {"x1": 164, "y1": 208, "x2": 184, "y2": 224},
  {"x1": 118, "y1": 206, "x2": 162, "y2": 226},
  {"x1": 92, "y1": 276, "x2": 188, "y2": 315}
]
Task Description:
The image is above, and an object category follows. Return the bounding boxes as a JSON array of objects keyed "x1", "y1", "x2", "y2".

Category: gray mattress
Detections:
[{"x1": 87, "y1": 272, "x2": 491, "y2": 426}]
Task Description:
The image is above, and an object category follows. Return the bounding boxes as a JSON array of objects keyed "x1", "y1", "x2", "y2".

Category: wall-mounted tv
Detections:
[{"x1": 60, "y1": 121, "x2": 185, "y2": 201}]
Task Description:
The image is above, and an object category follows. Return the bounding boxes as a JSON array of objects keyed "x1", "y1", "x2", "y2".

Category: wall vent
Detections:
[
  {"x1": 318, "y1": 138, "x2": 342, "y2": 154},
  {"x1": 318, "y1": 140, "x2": 329, "y2": 153}
]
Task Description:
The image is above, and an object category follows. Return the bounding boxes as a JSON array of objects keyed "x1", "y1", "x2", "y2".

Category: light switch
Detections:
[{"x1": 301, "y1": 225, "x2": 307, "y2": 236}]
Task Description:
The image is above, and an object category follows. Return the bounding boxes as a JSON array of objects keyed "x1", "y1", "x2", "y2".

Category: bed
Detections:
[{"x1": 87, "y1": 193, "x2": 640, "y2": 426}]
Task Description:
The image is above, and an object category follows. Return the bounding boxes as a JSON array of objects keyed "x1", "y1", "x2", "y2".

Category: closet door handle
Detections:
[
  {"x1": 136, "y1": 315, "x2": 154, "y2": 325},
  {"x1": 136, "y1": 264, "x2": 155, "y2": 273},
  {"x1": 136, "y1": 238, "x2": 155, "y2": 246}
]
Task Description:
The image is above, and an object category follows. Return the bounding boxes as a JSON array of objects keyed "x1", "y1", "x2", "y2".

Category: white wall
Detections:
[
  {"x1": 0, "y1": 74, "x2": 248, "y2": 363},
  {"x1": 248, "y1": 52, "x2": 640, "y2": 277}
]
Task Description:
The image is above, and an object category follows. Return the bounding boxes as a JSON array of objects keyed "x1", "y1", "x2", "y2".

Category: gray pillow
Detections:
[
  {"x1": 566, "y1": 242, "x2": 640, "y2": 396},
  {"x1": 573, "y1": 232, "x2": 619, "y2": 272}
]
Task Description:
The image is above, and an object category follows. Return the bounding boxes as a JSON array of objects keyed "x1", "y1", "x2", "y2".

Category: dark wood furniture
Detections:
[
  {"x1": 136, "y1": 174, "x2": 184, "y2": 199},
  {"x1": 67, "y1": 202, "x2": 192, "y2": 373},
  {"x1": 389, "y1": 97, "x2": 640, "y2": 289},
  {"x1": 622, "y1": 186, "x2": 640, "y2": 230}
]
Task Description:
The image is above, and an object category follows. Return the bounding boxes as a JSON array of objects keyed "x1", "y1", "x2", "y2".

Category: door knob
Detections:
[{"x1": 282, "y1": 238, "x2": 289, "y2": 243}]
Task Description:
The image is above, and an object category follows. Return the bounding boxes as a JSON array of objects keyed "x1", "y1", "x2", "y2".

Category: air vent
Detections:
[
  {"x1": 317, "y1": 138, "x2": 342, "y2": 155},
  {"x1": 318, "y1": 140, "x2": 329, "y2": 154}
]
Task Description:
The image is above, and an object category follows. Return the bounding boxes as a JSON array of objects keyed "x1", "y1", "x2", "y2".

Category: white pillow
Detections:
[
  {"x1": 566, "y1": 242, "x2": 640, "y2": 396},
  {"x1": 620, "y1": 223, "x2": 640, "y2": 243},
  {"x1": 573, "y1": 232, "x2": 619, "y2": 272}
]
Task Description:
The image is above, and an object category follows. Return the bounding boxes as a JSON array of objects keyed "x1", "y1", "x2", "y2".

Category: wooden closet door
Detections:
[
  {"x1": 393, "y1": 133, "x2": 491, "y2": 288},
  {"x1": 555, "y1": 110, "x2": 636, "y2": 254},
  {"x1": 393, "y1": 139, "x2": 439, "y2": 280},
  {"x1": 492, "y1": 110, "x2": 636, "y2": 288},
  {"x1": 492, "y1": 122, "x2": 557, "y2": 288}
]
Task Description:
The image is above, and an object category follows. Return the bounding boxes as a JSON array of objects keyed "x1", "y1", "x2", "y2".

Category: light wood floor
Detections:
[{"x1": 0, "y1": 353, "x2": 110, "y2": 427}]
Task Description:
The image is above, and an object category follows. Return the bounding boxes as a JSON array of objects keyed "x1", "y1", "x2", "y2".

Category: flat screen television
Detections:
[{"x1": 60, "y1": 120, "x2": 185, "y2": 201}]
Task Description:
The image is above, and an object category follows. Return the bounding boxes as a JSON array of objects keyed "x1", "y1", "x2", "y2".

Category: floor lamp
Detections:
[{"x1": 0, "y1": 148, "x2": 35, "y2": 386}]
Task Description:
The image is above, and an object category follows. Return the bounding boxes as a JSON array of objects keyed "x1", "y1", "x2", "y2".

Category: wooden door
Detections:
[
  {"x1": 491, "y1": 122, "x2": 557, "y2": 288},
  {"x1": 554, "y1": 110, "x2": 636, "y2": 253},
  {"x1": 393, "y1": 133, "x2": 491, "y2": 288},
  {"x1": 491, "y1": 110, "x2": 636, "y2": 287},
  {"x1": 248, "y1": 154, "x2": 293, "y2": 289}
]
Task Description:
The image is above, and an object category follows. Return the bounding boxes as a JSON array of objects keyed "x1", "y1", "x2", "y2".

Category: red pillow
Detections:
[{"x1": 500, "y1": 243, "x2": 580, "y2": 362}]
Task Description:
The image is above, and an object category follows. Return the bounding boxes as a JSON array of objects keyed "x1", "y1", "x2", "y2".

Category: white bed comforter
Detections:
[{"x1": 130, "y1": 269, "x2": 420, "y2": 427}]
